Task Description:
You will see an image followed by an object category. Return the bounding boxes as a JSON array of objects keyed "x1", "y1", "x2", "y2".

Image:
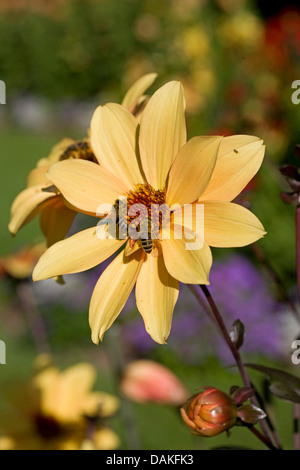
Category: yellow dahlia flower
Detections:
[
  {"x1": 33, "y1": 80, "x2": 265, "y2": 345},
  {"x1": 0, "y1": 356, "x2": 119, "y2": 450}
]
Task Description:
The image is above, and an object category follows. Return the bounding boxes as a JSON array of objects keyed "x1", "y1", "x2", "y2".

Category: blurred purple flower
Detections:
[{"x1": 121, "y1": 255, "x2": 286, "y2": 364}]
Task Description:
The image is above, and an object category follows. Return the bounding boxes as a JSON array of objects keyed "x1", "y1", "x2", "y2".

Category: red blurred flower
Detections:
[
  {"x1": 120, "y1": 360, "x2": 188, "y2": 406},
  {"x1": 265, "y1": 8, "x2": 300, "y2": 69}
]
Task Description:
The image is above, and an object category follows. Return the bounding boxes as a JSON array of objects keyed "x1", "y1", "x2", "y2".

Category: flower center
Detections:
[
  {"x1": 113, "y1": 184, "x2": 168, "y2": 252},
  {"x1": 59, "y1": 140, "x2": 95, "y2": 162},
  {"x1": 34, "y1": 414, "x2": 63, "y2": 439}
]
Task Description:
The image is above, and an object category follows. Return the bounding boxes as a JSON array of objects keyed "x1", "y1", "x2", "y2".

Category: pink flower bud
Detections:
[
  {"x1": 120, "y1": 360, "x2": 188, "y2": 406},
  {"x1": 180, "y1": 387, "x2": 237, "y2": 437}
]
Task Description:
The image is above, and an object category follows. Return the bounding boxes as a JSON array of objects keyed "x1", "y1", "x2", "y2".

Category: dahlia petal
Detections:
[
  {"x1": 39, "y1": 199, "x2": 76, "y2": 247},
  {"x1": 32, "y1": 226, "x2": 124, "y2": 280},
  {"x1": 200, "y1": 135, "x2": 265, "y2": 202},
  {"x1": 166, "y1": 136, "x2": 222, "y2": 206},
  {"x1": 90, "y1": 103, "x2": 145, "y2": 188},
  {"x1": 139, "y1": 81, "x2": 186, "y2": 189},
  {"x1": 121, "y1": 73, "x2": 157, "y2": 110},
  {"x1": 89, "y1": 248, "x2": 143, "y2": 344},
  {"x1": 47, "y1": 159, "x2": 127, "y2": 216},
  {"x1": 161, "y1": 226, "x2": 212, "y2": 284},
  {"x1": 9, "y1": 185, "x2": 57, "y2": 235},
  {"x1": 135, "y1": 250, "x2": 179, "y2": 344},
  {"x1": 203, "y1": 201, "x2": 266, "y2": 247}
]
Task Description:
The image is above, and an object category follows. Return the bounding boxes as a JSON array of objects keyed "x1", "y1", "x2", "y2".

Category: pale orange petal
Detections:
[
  {"x1": 40, "y1": 199, "x2": 76, "y2": 247},
  {"x1": 89, "y1": 248, "x2": 143, "y2": 344},
  {"x1": 33, "y1": 226, "x2": 124, "y2": 280},
  {"x1": 161, "y1": 226, "x2": 212, "y2": 284},
  {"x1": 47, "y1": 159, "x2": 127, "y2": 216},
  {"x1": 139, "y1": 81, "x2": 186, "y2": 189},
  {"x1": 200, "y1": 135, "x2": 265, "y2": 202},
  {"x1": 122, "y1": 73, "x2": 157, "y2": 110},
  {"x1": 135, "y1": 251, "x2": 179, "y2": 344},
  {"x1": 203, "y1": 202, "x2": 266, "y2": 247},
  {"x1": 90, "y1": 103, "x2": 145, "y2": 188},
  {"x1": 166, "y1": 136, "x2": 222, "y2": 206},
  {"x1": 9, "y1": 185, "x2": 57, "y2": 235}
]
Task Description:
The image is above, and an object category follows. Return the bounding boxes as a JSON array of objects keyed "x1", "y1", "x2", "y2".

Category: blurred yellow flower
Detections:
[
  {"x1": 32, "y1": 80, "x2": 266, "y2": 345},
  {"x1": 0, "y1": 356, "x2": 119, "y2": 450},
  {"x1": 217, "y1": 12, "x2": 264, "y2": 50},
  {"x1": 180, "y1": 27, "x2": 211, "y2": 60}
]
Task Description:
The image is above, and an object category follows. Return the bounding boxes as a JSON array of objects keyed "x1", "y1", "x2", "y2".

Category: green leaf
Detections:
[{"x1": 246, "y1": 363, "x2": 300, "y2": 403}]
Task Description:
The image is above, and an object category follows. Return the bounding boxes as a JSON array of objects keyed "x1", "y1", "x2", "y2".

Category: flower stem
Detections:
[
  {"x1": 248, "y1": 426, "x2": 278, "y2": 451},
  {"x1": 199, "y1": 285, "x2": 250, "y2": 386},
  {"x1": 249, "y1": 379, "x2": 282, "y2": 449},
  {"x1": 199, "y1": 284, "x2": 278, "y2": 449}
]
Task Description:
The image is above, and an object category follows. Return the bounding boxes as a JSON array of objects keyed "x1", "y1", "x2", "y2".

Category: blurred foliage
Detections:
[
  {"x1": 0, "y1": 0, "x2": 138, "y2": 98},
  {"x1": 0, "y1": 0, "x2": 299, "y2": 159}
]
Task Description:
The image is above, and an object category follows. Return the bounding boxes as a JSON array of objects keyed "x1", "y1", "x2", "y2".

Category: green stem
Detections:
[{"x1": 248, "y1": 426, "x2": 278, "y2": 451}]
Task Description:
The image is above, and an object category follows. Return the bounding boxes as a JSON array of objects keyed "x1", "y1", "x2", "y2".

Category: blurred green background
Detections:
[{"x1": 0, "y1": 0, "x2": 300, "y2": 450}]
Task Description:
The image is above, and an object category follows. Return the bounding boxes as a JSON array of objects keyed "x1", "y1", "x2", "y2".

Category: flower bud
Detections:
[
  {"x1": 120, "y1": 360, "x2": 188, "y2": 406},
  {"x1": 180, "y1": 387, "x2": 237, "y2": 437}
]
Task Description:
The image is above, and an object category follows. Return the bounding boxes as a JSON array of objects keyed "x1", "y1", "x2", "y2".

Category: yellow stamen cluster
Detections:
[
  {"x1": 114, "y1": 184, "x2": 167, "y2": 241},
  {"x1": 59, "y1": 140, "x2": 95, "y2": 162}
]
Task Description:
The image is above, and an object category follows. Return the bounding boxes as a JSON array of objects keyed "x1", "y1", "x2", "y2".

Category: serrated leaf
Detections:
[{"x1": 246, "y1": 363, "x2": 300, "y2": 403}]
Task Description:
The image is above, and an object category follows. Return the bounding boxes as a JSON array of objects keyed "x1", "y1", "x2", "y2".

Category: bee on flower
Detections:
[{"x1": 31, "y1": 78, "x2": 266, "y2": 345}]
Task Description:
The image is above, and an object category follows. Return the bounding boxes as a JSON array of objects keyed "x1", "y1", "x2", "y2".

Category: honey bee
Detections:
[
  {"x1": 59, "y1": 140, "x2": 95, "y2": 162},
  {"x1": 141, "y1": 236, "x2": 153, "y2": 254}
]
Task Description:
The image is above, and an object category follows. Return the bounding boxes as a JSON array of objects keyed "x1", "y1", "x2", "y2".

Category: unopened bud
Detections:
[{"x1": 180, "y1": 387, "x2": 237, "y2": 437}]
